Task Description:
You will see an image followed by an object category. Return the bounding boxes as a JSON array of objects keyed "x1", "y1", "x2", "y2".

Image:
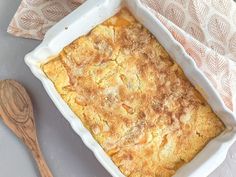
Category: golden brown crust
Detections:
[{"x1": 42, "y1": 9, "x2": 225, "y2": 177}]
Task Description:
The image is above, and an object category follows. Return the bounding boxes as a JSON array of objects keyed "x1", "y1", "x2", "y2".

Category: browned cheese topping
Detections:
[{"x1": 42, "y1": 9, "x2": 225, "y2": 177}]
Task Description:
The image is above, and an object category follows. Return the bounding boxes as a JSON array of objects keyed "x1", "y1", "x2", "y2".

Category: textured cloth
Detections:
[{"x1": 8, "y1": 0, "x2": 236, "y2": 114}]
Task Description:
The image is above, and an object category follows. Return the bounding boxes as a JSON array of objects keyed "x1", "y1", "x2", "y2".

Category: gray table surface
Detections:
[{"x1": 1, "y1": 1, "x2": 236, "y2": 177}]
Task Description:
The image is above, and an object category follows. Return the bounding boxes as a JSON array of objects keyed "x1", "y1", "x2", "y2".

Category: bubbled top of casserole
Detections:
[{"x1": 42, "y1": 9, "x2": 225, "y2": 177}]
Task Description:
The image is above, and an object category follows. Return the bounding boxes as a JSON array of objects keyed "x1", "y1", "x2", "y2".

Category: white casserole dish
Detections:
[{"x1": 24, "y1": 0, "x2": 236, "y2": 176}]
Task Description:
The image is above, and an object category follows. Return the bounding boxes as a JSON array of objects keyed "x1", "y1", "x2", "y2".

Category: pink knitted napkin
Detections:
[{"x1": 8, "y1": 0, "x2": 236, "y2": 114}]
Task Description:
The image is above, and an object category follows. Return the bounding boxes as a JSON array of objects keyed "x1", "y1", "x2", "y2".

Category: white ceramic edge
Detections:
[
  {"x1": 25, "y1": 1, "x2": 125, "y2": 177},
  {"x1": 128, "y1": 2, "x2": 236, "y2": 177},
  {"x1": 24, "y1": 0, "x2": 236, "y2": 177}
]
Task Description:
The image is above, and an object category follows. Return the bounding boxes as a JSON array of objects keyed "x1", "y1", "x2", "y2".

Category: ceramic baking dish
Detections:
[{"x1": 25, "y1": 0, "x2": 236, "y2": 176}]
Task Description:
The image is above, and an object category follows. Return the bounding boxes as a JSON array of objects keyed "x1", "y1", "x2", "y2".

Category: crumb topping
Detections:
[{"x1": 42, "y1": 9, "x2": 225, "y2": 177}]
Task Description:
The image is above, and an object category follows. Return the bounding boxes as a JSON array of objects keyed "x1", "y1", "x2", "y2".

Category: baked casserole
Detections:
[{"x1": 42, "y1": 9, "x2": 225, "y2": 177}]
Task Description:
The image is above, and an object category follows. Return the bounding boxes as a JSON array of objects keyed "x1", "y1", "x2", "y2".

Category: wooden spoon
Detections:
[{"x1": 0, "y1": 80, "x2": 53, "y2": 177}]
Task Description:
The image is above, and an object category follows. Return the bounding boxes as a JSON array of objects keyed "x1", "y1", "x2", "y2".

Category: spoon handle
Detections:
[
  {"x1": 18, "y1": 122, "x2": 53, "y2": 177},
  {"x1": 32, "y1": 141, "x2": 53, "y2": 177}
]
